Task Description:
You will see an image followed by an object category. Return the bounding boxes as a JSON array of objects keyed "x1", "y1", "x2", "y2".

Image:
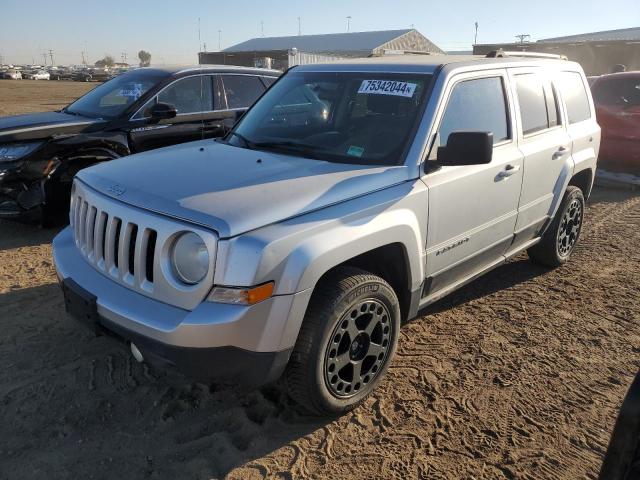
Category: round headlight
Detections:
[{"x1": 171, "y1": 232, "x2": 209, "y2": 284}]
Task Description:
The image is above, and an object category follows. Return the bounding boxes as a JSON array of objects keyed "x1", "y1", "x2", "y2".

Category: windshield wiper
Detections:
[{"x1": 252, "y1": 140, "x2": 327, "y2": 159}]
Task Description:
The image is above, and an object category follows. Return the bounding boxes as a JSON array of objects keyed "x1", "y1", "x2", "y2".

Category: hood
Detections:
[
  {"x1": 0, "y1": 111, "x2": 104, "y2": 143},
  {"x1": 78, "y1": 140, "x2": 410, "y2": 238}
]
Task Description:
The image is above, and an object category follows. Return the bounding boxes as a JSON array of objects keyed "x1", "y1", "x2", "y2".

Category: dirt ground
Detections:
[
  {"x1": 1, "y1": 80, "x2": 640, "y2": 480},
  {"x1": 0, "y1": 79, "x2": 94, "y2": 116}
]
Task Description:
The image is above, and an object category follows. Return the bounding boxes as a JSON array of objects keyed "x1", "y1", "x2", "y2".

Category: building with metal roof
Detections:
[
  {"x1": 198, "y1": 29, "x2": 444, "y2": 71},
  {"x1": 538, "y1": 27, "x2": 640, "y2": 43},
  {"x1": 473, "y1": 27, "x2": 640, "y2": 75}
]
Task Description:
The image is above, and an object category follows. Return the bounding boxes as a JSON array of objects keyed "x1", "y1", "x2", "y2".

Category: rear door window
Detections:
[
  {"x1": 439, "y1": 76, "x2": 510, "y2": 145},
  {"x1": 514, "y1": 73, "x2": 560, "y2": 135},
  {"x1": 557, "y1": 72, "x2": 592, "y2": 124},
  {"x1": 222, "y1": 75, "x2": 266, "y2": 109}
]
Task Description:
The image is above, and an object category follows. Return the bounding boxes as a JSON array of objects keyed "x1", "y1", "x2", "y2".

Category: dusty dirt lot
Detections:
[
  {"x1": 1, "y1": 80, "x2": 640, "y2": 480},
  {"x1": 0, "y1": 79, "x2": 94, "y2": 116}
]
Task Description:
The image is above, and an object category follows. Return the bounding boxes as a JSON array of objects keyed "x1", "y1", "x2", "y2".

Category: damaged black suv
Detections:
[{"x1": 0, "y1": 65, "x2": 279, "y2": 223}]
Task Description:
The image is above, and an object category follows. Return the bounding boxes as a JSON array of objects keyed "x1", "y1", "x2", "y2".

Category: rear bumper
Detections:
[{"x1": 53, "y1": 227, "x2": 312, "y2": 384}]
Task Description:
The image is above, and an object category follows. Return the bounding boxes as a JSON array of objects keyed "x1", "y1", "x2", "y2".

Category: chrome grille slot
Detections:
[
  {"x1": 69, "y1": 180, "x2": 218, "y2": 311},
  {"x1": 145, "y1": 229, "x2": 157, "y2": 283},
  {"x1": 85, "y1": 206, "x2": 97, "y2": 258},
  {"x1": 127, "y1": 224, "x2": 138, "y2": 276},
  {"x1": 94, "y1": 211, "x2": 108, "y2": 267}
]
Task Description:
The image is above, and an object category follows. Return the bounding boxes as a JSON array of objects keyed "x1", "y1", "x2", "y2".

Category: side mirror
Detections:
[
  {"x1": 149, "y1": 102, "x2": 177, "y2": 121},
  {"x1": 437, "y1": 131, "x2": 493, "y2": 166}
]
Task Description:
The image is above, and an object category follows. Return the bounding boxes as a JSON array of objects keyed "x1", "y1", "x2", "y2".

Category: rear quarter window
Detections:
[{"x1": 557, "y1": 71, "x2": 592, "y2": 124}]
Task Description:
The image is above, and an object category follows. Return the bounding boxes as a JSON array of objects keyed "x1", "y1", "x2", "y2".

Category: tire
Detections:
[
  {"x1": 528, "y1": 186, "x2": 585, "y2": 267},
  {"x1": 285, "y1": 266, "x2": 400, "y2": 416}
]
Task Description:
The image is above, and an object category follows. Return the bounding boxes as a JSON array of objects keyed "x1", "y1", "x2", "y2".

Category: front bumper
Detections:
[
  {"x1": 53, "y1": 227, "x2": 312, "y2": 384},
  {"x1": 0, "y1": 167, "x2": 45, "y2": 221}
]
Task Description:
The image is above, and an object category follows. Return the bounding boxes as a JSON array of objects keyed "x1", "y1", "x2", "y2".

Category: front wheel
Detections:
[
  {"x1": 285, "y1": 267, "x2": 400, "y2": 416},
  {"x1": 528, "y1": 186, "x2": 585, "y2": 267}
]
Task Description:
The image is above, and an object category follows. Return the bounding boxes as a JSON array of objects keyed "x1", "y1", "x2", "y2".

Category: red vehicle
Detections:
[{"x1": 590, "y1": 72, "x2": 640, "y2": 174}]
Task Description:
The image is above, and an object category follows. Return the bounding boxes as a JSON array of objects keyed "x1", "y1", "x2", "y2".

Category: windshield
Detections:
[
  {"x1": 229, "y1": 71, "x2": 432, "y2": 165},
  {"x1": 65, "y1": 70, "x2": 169, "y2": 119}
]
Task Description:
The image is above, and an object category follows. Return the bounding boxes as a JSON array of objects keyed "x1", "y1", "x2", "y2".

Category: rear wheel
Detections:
[
  {"x1": 285, "y1": 267, "x2": 400, "y2": 415},
  {"x1": 528, "y1": 186, "x2": 585, "y2": 267}
]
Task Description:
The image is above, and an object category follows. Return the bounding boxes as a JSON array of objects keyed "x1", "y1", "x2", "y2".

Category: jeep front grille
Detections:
[
  {"x1": 72, "y1": 199, "x2": 157, "y2": 287},
  {"x1": 69, "y1": 180, "x2": 218, "y2": 311}
]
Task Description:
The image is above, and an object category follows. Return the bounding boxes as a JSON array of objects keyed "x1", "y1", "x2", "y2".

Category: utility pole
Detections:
[
  {"x1": 0, "y1": 54, "x2": 4, "y2": 65},
  {"x1": 346, "y1": 16, "x2": 352, "y2": 32},
  {"x1": 121, "y1": 51, "x2": 127, "y2": 64},
  {"x1": 203, "y1": 42, "x2": 207, "y2": 52},
  {"x1": 474, "y1": 22, "x2": 478, "y2": 45},
  {"x1": 198, "y1": 17, "x2": 201, "y2": 52},
  {"x1": 261, "y1": 20, "x2": 264, "y2": 37},
  {"x1": 218, "y1": 29, "x2": 222, "y2": 51},
  {"x1": 297, "y1": 17, "x2": 301, "y2": 36},
  {"x1": 42, "y1": 53, "x2": 48, "y2": 66},
  {"x1": 48, "y1": 49, "x2": 54, "y2": 66},
  {"x1": 515, "y1": 34, "x2": 530, "y2": 43}
]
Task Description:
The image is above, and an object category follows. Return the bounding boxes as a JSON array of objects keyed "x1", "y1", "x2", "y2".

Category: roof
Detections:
[
  {"x1": 539, "y1": 27, "x2": 640, "y2": 43},
  {"x1": 294, "y1": 54, "x2": 577, "y2": 74},
  {"x1": 223, "y1": 29, "x2": 414, "y2": 53},
  {"x1": 132, "y1": 65, "x2": 280, "y2": 76}
]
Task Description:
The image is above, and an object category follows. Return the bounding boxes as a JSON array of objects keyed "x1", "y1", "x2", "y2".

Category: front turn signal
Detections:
[{"x1": 207, "y1": 282, "x2": 275, "y2": 305}]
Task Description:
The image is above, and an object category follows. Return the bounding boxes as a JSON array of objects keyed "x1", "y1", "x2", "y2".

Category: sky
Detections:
[{"x1": 1, "y1": 0, "x2": 638, "y2": 66}]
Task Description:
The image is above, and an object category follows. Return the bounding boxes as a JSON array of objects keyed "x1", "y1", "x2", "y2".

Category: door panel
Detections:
[
  {"x1": 422, "y1": 71, "x2": 523, "y2": 295},
  {"x1": 128, "y1": 75, "x2": 214, "y2": 152}
]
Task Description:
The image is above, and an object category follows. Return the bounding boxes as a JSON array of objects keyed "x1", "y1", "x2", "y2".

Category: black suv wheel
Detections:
[
  {"x1": 285, "y1": 266, "x2": 400, "y2": 415},
  {"x1": 528, "y1": 186, "x2": 585, "y2": 267}
]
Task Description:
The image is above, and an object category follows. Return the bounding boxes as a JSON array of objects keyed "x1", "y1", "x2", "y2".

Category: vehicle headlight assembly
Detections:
[
  {"x1": 170, "y1": 232, "x2": 210, "y2": 285},
  {"x1": 0, "y1": 142, "x2": 43, "y2": 161}
]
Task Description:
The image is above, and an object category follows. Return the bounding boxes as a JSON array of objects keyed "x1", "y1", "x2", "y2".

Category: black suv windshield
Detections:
[
  {"x1": 230, "y1": 71, "x2": 432, "y2": 165},
  {"x1": 65, "y1": 69, "x2": 170, "y2": 119}
]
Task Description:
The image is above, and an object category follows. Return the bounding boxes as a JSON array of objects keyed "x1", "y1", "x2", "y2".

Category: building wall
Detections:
[
  {"x1": 199, "y1": 50, "x2": 348, "y2": 71},
  {"x1": 473, "y1": 41, "x2": 640, "y2": 76}
]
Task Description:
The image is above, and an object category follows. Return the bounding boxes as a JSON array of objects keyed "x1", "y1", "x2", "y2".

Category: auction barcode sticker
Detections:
[{"x1": 357, "y1": 80, "x2": 417, "y2": 98}]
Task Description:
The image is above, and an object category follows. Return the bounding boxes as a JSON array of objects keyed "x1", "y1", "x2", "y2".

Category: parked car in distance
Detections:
[
  {"x1": 25, "y1": 70, "x2": 50, "y2": 80},
  {"x1": 74, "y1": 67, "x2": 113, "y2": 82},
  {"x1": 50, "y1": 68, "x2": 76, "y2": 81},
  {"x1": 590, "y1": 71, "x2": 640, "y2": 174},
  {"x1": 53, "y1": 54, "x2": 599, "y2": 415},
  {"x1": 2, "y1": 69, "x2": 22, "y2": 80},
  {"x1": 0, "y1": 65, "x2": 280, "y2": 223}
]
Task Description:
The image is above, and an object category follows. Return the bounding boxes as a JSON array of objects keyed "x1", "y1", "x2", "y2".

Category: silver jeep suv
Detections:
[{"x1": 53, "y1": 54, "x2": 599, "y2": 415}]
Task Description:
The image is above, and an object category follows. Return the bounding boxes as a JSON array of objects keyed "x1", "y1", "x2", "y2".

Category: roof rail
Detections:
[{"x1": 486, "y1": 49, "x2": 568, "y2": 60}]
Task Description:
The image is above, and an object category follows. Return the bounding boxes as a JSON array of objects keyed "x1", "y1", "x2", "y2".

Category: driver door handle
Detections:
[{"x1": 498, "y1": 164, "x2": 521, "y2": 178}]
